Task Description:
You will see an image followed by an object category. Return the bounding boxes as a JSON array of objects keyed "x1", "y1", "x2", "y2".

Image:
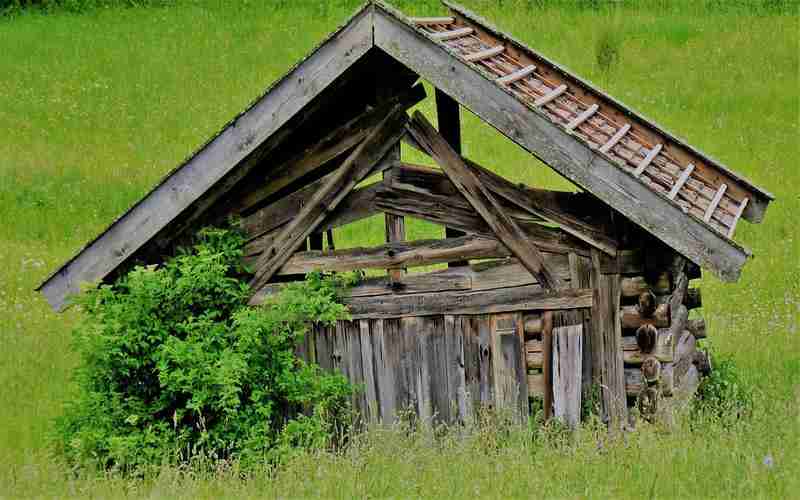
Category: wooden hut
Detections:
[{"x1": 38, "y1": 1, "x2": 773, "y2": 428}]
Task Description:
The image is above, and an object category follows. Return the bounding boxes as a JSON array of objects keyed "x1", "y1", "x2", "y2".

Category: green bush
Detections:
[
  {"x1": 54, "y1": 227, "x2": 354, "y2": 472},
  {"x1": 692, "y1": 348, "x2": 754, "y2": 424}
]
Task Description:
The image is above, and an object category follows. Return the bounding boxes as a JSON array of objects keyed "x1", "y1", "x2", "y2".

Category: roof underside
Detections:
[{"x1": 39, "y1": 1, "x2": 772, "y2": 310}]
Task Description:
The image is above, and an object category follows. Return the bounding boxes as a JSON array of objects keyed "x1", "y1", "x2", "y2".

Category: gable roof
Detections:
[{"x1": 38, "y1": 1, "x2": 773, "y2": 310}]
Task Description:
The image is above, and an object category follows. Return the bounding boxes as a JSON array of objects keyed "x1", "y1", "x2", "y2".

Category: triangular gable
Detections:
[
  {"x1": 372, "y1": 1, "x2": 773, "y2": 282},
  {"x1": 40, "y1": 0, "x2": 774, "y2": 311}
]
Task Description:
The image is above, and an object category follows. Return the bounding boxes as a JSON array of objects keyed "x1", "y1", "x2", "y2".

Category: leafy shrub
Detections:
[
  {"x1": 54, "y1": 227, "x2": 354, "y2": 472},
  {"x1": 692, "y1": 349, "x2": 754, "y2": 424}
]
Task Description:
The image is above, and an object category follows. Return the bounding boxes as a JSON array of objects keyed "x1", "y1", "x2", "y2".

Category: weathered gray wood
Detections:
[
  {"x1": 445, "y1": 315, "x2": 470, "y2": 423},
  {"x1": 464, "y1": 45, "x2": 504, "y2": 62},
  {"x1": 496, "y1": 64, "x2": 536, "y2": 85},
  {"x1": 552, "y1": 324, "x2": 583, "y2": 428},
  {"x1": 569, "y1": 253, "x2": 594, "y2": 397},
  {"x1": 599, "y1": 124, "x2": 630, "y2": 154},
  {"x1": 668, "y1": 163, "x2": 694, "y2": 200},
  {"x1": 590, "y1": 249, "x2": 627, "y2": 430},
  {"x1": 534, "y1": 84, "x2": 567, "y2": 107},
  {"x1": 344, "y1": 285, "x2": 593, "y2": 319},
  {"x1": 524, "y1": 315, "x2": 543, "y2": 335},
  {"x1": 359, "y1": 320, "x2": 378, "y2": 423},
  {"x1": 249, "y1": 105, "x2": 410, "y2": 294},
  {"x1": 632, "y1": 143, "x2": 662, "y2": 178},
  {"x1": 39, "y1": 6, "x2": 375, "y2": 310},
  {"x1": 415, "y1": 317, "x2": 435, "y2": 422},
  {"x1": 704, "y1": 184, "x2": 728, "y2": 222},
  {"x1": 276, "y1": 235, "x2": 508, "y2": 275},
  {"x1": 477, "y1": 315, "x2": 494, "y2": 408},
  {"x1": 492, "y1": 313, "x2": 528, "y2": 421},
  {"x1": 373, "y1": 6, "x2": 754, "y2": 282},
  {"x1": 376, "y1": 186, "x2": 596, "y2": 257},
  {"x1": 566, "y1": 104, "x2": 599, "y2": 131},
  {"x1": 430, "y1": 26, "x2": 473, "y2": 40},
  {"x1": 527, "y1": 372, "x2": 545, "y2": 397},
  {"x1": 542, "y1": 311, "x2": 554, "y2": 419},
  {"x1": 462, "y1": 316, "x2": 481, "y2": 418},
  {"x1": 620, "y1": 275, "x2": 671, "y2": 298},
  {"x1": 410, "y1": 16, "x2": 454, "y2": 25},
  {"x1": 408, "y1": 112, "x2": 563, "y2": 289}
]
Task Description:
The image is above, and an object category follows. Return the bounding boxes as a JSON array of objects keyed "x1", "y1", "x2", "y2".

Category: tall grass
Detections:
[{"x1": 0, "y1": 0, "x2": 798, "y2": 497}]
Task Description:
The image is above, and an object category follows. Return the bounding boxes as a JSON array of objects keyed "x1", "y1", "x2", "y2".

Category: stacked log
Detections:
[{"x1": 619, "y1": 251, "x2": 710, "y2": 421}]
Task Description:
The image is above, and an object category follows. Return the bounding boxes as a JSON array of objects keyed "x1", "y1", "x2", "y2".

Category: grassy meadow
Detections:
[{"x1": 1, "y1": 0, "x2": 798, "y2": 497}]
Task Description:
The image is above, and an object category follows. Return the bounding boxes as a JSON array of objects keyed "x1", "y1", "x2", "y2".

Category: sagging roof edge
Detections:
[{"x1": 37, "y1": 2, "x2": 376, "y2": 309}]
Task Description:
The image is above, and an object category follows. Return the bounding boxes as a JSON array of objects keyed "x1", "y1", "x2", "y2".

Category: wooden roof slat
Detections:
[
  {"x1": 668, "y1": 163, "x2": 695, "y2": 200},
  {"x1": 727, "y1": 197, "x2": 749, "y2": 238},
  {"x1": 599, "y1": 124, "x2": 630, "y2": 153},
  {"x1": 534, "y1": 84, "x2": 567, "y2": 107},
  {"x1": 633, "y1": 144, "x2": 662, "y2": 177},
  {"x1": 704, "y1": 183, "x2": 728, "y2": 222},
  {"x1": 431, "y1": 27, "x2": 474, "y2": 40},
  {"x1": 464, "y1": 45, "x2": 504, "y2": 62},
  {"x1": 496, "y1": 64, "x2": 537, "y2": 85},
  {"x1": 566, "y1": 104, "x2": 599, "y2": 132},
  {"x1": 410, "y1": 16, "x2": 455, "y2": 25}
]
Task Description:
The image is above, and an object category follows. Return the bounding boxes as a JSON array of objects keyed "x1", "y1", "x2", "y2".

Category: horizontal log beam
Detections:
[
  {"x1": 622, "y1": 332, "x2": 673, "y2": 365},
  {"x1": 620, "y1": 303, "x2": 670, "y2": 330},
  {"x1": 276, "y1": 234, "x2": 509, "y2": 275},
  {"x1": 687, "y1": 317, "x2": 707, "y2": 339},
  {"x1": 344, "y1": 286, "x2": 593, "y2": 319},
  {"x1": 620, "y1": 275, "x2": 671, "y2": 298}
]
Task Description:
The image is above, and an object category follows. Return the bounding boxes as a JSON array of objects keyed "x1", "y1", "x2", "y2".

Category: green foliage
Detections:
[
  {"x1": 53, "y1": 227, "x2": 354, "y2": 472},
  {"x1": 692, "y1": 347, "x2": 754, "y2": 424}
]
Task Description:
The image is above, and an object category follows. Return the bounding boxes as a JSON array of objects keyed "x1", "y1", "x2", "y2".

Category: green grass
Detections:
[{"x1": 1, "y1": 0, "x2": 798, "y2": 497}]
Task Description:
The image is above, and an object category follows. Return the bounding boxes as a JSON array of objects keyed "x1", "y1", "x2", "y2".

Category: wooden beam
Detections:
[
  {"x1": 464, "y1": 45, "x2": 504, "y2": 62},
  {"x1": 704, "y1": 183, "x2": 728, "y2": 222},
  {"x1": 407, "y1": 111, "x2": 562, "y2": 290},
  {"x1": 534, "y1": 84, "x2": 567, "y2": 107},
  {"x1": 248, "y1": 104, "x2": 411, "y2": 294},
  {"x1": 430, "y1": 27, "x2": 473, "y2": 40},
  {"x1": 632, "y1": 143, "x2": 662, "y2": 177},
  {"x1": 668, "y1": 163, "x2": 694, "y2": 200},
  {"x1": 374, "y1": 9, "x2": 751, "y2": 281},
  {"x1": 542, "y1": 312, "x2": 554, "y2": 420},
  {"x1": 566, "y1": 104, "x2": 599, "y2": 131},
  {"x1": 275, "y1": 235, "x2": 510, "y2": 275},
  {"x1": 38, "y1": 6, "x2": 375, "y2": 310},
  {"x1": 598, "y1": 124, "x2": 630, "y2": 154},
  {"x1": 496, "y1": 64, "x2": 536, "y2": 85},
  {"x1": 342, "y1": 286, "x2": 592, "y2": 319},
  {"x1": 552, "y1": 324, "x2": 583, "y2": 428},
  {"x1": 410, "y1": 16, "x2": 454, "y2": 25}
]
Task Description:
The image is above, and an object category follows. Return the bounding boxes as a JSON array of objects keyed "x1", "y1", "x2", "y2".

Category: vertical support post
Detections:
[
  {"x1": 435, "y1": 88, "x2": 468, "y2": 267},
  {"x1": 591, "y1": 249, "x2": 627, "y2": 433},
  {"x1": 383, "y1": 146, "x2": 405, "y2": 282},
  {"x1": 542, "y1": 311, "x2": 554, "y2": 421}
]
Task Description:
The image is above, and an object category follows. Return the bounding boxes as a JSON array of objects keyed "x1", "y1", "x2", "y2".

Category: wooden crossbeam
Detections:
[
  {"x1": 668, "y1": 163, "x2": 695, "y2": 200},
  {"x1": 496, "y1": 64, "x2": 537, "y2": 85},
  {"x1": 464, "y1": 45, "x2": 504, "y2": 62},
  {"x1": 633, "y1": 143, "x2": 662, "y2": 177},
  {"x1": 410, "y1": 16, "x2": 455, "y2": 25},
  {"x1": 398, "y1": 140, "x2": 618, "y2": 255},
  {"x1": 566, "y1": 104, "x2": 599, "y2": 131},
  {"x1": 704, "y1": 183, "x2": 728, "y2": 222},
  {"x1": 407, "y1": 111, "x2": 562, "y2": 290},
  {"x1": 534, "y1": 84, "x2": 567, "y2": 107},
  {"x1": 598, "y1": 124, "x2": 630, "y2": 153},
  {"x1": 232, "y1": 85, "x2": 426, "y2": 214},
  {"x1": 431, "y1": 27, "x2": 473, "y2": 40},
  {"x1": 248, "y1": 103, "x2": 413, "y2": 296}
]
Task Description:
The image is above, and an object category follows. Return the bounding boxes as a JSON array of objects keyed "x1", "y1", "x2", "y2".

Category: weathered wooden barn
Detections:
[{"x1": 39, "y1": 1, "x2": 773, "y2": 428}]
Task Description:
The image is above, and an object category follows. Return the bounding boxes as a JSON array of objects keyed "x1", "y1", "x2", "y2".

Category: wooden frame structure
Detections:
[{"x1": 39, "y1": 1, "x2": 772, "y2": 427}]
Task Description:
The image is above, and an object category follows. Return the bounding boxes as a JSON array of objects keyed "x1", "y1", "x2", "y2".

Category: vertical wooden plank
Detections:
[
  {"x1": 591, "y1": 249, "x2": 627, "y2": 431},
  {"x1": 491, "y1": 313, "x2": 527, "y2": 421},
  {"x1": 542, "y1": 311, "x2": 554, "y2": 420},
  {"x1": 428, "y1": 316, "x2": 451, "y2": 423},
  {"x1": 359, "y1": 320, "x2": 378, "y2": 423},
  {"x1": 383, "y1": 146, "x2": 406, "y2": 282},
  {"x1": 445, "y1": 315, "x2": 470, "y2": 424},
  {"x1": 348, "y1": 321, "x2": 366, "y2": 420},
  {"x1": 462, "y1": 316, "x2": 481, "y2": 421},
  {"x1": 416, "y1": 317, "x2": 434, "y2": 423},
  {"x1": 374, "y1": 319, "x2": 400, "y2": 424},
  {"x1": 552, "y1": 324, "x2": 583, "y2": 428},
  {"x1": 314, "y1": 323, "x2": 334, "y2": 372},
  {"x1": 569, "y1": 253, "x2": 594, "y2": 397},
  {"x1": 435, "y1": 88, "x2": 468, "y2": 266},
  {"x1": 476, "y1": 315, "x2": 494, "y2": 409}
]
